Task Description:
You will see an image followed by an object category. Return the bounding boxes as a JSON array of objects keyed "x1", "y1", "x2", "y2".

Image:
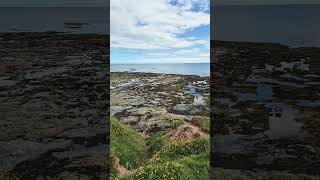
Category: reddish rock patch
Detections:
[
  {"x1": 165, "y1": 123, "x2": 208, "y2": 143},
  {"x1": 113, "y1": 157, "x2": 127, "y2": 178}
]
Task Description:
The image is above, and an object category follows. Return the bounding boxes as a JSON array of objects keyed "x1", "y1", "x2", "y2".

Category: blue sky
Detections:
[{"x1": 110, "y1": 0, "x2": 210, "y2": 64}]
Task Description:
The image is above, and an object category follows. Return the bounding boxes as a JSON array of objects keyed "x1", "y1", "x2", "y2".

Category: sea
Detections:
[
  {"x1": 110, "y1": 63, "x2": 210, "y2": 77},
  {"x1": 111, "y1": 5, "x2": 320, "y2": 75},
  {"x1": 212, "y1": 4, "x2": 320, "y2": 47},
  {"x1": 1, "y1": 5, "x2": 319, "y2": 45},
  {"x1": 0, "y1": 7, "x2": 108, "y2": 34},
  {"x1": 1, "y1": 6, "x2": 319, "y2": 75}
]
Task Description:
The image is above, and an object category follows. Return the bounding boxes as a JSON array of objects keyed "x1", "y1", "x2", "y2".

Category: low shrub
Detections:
[
  {"x1": 149, "y1": 138, "x2": 209, "y2": 164},
  {"x1": 147, "y1": 131, "x2": 167, "y2": 155},
  {"x1": 110, "y1": 117, "x2": 146, "y2": 170},
  {"x1": 126, "y1": 138, "x2": 210, "y2": 180},
  {"x1": 193, "y1": 116, "x2": 210, "y2": 133}
]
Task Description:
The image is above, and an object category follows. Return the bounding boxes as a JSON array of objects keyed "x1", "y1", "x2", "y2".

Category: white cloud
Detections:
[
  {"x1": 147, "y1": 47, "x2": 209, "y2": 58},
  {"x1": 168, "y1": 0, "x2": 210, "y2": 11},
  {"x1": 139, "y1": 46, "x2": 210, "y2": 63},
  {"x1": 110, "y1": 0, "x2": 210, "y2": 50}
]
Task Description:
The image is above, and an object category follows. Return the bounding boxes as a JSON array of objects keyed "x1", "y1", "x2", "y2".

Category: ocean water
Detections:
[
  {"x1": 2, "y1": 6, "x2": 319, "y2": 46},
  {"x1": 111, "y1": 63, "x2": 210, "y2": 77},
  {"x1": 0, "y1": 7, "x2": 108, "y2": 34},
  {"x1": 212, "y1": 5, "x2": 320, "y2": 47}
]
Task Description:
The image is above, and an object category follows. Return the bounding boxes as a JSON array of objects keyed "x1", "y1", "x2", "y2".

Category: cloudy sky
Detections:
[
  {"x1": 110, "y1": 0, "x2": 210, "y2": 64},
  {"x1": 1, "y1": 0, "x2": 320, "y2": 7},
  {"x1": 1, "y1": 0, "x2": 319, "y2": 7}
]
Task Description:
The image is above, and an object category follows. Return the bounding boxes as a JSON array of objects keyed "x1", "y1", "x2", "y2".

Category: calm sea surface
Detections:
[
  {"x1": 0, "y1": 7, "x2": 108, "y2": 34},
  {"x1": 111, "y1": 63, "x2": 210, "y2": 77},
  {"x1": 213, "y1": 5, "x2": 320, "y2": 47},
  {"x1": 2, "y1": 6, "x2": 319, "y2": 46}
]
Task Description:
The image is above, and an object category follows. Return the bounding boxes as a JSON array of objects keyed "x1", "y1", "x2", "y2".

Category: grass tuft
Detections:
[
  {"x1": 110, "y1": 117, "x2": 147, "y2": 170},
  {"x1": 126, "y1": 138, "x2": 210, "y2": 180},
  {"x1": 192, "y1": 116, "x2": 210, "y2": 133}
]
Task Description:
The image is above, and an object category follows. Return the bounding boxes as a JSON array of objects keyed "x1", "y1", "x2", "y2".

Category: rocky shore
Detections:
[
  {"x1": 211, "y1": 40, "x2": 320, "y2": 178},
  {"x1": 111, "y1": 72, "x2": 210, "y2": 135},
  {"x1": 2, "y1": 32, "x2": 319, "y2": 179},
  {"x1": 110, "y1": 72, "x2": 210, "y2": 179},
  {"x1": 0, "y1": 32, "x2": 108, "y2": 179}
]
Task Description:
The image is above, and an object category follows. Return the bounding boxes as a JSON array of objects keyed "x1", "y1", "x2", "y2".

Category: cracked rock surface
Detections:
[
  {"x1": 0, "y1": 32, "x2": 109, "y2": 179},
  {"x1": 211, "y1": 40, "x2": 320, "y2": 177},
  {"x1": 111, "y1": 72, "x2": 210, "y2": 135}
]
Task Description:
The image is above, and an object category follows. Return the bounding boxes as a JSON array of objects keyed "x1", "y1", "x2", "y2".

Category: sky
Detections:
[
  {"x1": 110, "y1": 0, "x2": 210, "y2": 64},
  {"x1": 1, "y1": 0, "x2": 320, "y2": 7}
]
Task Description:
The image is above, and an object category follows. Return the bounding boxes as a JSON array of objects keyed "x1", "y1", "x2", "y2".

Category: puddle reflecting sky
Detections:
[{"x1": 264, "y1": 103, "x2": 304, "y2": 140}]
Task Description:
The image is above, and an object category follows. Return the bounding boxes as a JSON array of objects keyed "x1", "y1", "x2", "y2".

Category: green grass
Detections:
[
  {"x1": 110, "y1": 117, "x2": 147, "y2": 170},
  {"x1": 110, "y1": 116, "x2": 210, "y2": 180},
  {"x1": 147, "y1": 131, "x2": 167, "y2": 155},
  {"x1": 170, "y1": 117, "x2": 185, "y2": 128},
  {"x1": 193, "y1": 116, "x2": 210, "y2": 133},
  {"x1": 127, "y1": 138, "x2": 210, "y2": 180},
  {"x1": 149, "y1": 138, "x2": 209, "y2": 163},
  {"x1": 176, "y1": 152, "x2": 210, "y2": 179}
]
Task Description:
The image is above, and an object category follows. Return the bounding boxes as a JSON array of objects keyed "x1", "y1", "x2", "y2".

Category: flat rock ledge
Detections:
[{"x1": 0, "y1": 32, "x2": 109, "y2": 179}]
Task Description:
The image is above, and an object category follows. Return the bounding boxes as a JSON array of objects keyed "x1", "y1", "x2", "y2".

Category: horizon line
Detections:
[
  {"x1": 110, "y1": 62, "x2": 209, "y2": 65},
  {"x1": 2, "y1": 3, "x2": 320, "y2": 8}
]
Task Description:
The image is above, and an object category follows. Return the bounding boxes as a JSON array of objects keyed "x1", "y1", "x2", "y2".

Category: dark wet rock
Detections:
[
  {"x1": 212, "y1": 40, "x2": 320, "y2": 176},
  {"x1": 0, "y1": 32, "x2": 108, "y2": 178},
  {"x1": 57, "y1": 128, "x2": 108, "y2": 147},
  {"x1": 0, "y1": 139, "x2": 72, "y2": 172},
  {"x1": 111, "y1": 72, "x2": 210, "y2": 135}
]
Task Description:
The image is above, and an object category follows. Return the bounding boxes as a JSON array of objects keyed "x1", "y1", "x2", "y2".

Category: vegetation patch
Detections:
[
  {"x1": 111, "y1": 116, "x2": 210, "y2": 179},
  {"x1": 147, "y1": 123, "x2": 208, "y2": 155},
  {"x1": 147, "y1": 131, "x2": 168, "y2": 155},
  {"x1": 110, "y1": 155, "x2": 120, "y2": 179},
  {"x1": 170, "y1": 117, "x2": 185, "y2": 128},
  {"x1": 110, "y1": 117, "x2": 147, "y2": 170},
  {"x1": 128, "y1": 138, "x2": 210, "y2": 180},
  {"x1": 149, "y1": 138, "x2": 209, "y2": 164},
  {"x1": 192, "y1": 116, "x2": 210, "y2": 133}
]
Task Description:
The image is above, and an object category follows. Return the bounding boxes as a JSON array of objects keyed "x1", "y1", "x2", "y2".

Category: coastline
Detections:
[
  {"x1": 110, "y1": 71, "x2": 210, "y2": 178},
  {"x1": 111, "y1": 71, "x2": 210, "y2": 129},
  {"x1": 0, "y1": 31, "x2": 319, "y2": 178},
  {"x1": 110, "y1": 63, "x2": 210, "y2": 77}
]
